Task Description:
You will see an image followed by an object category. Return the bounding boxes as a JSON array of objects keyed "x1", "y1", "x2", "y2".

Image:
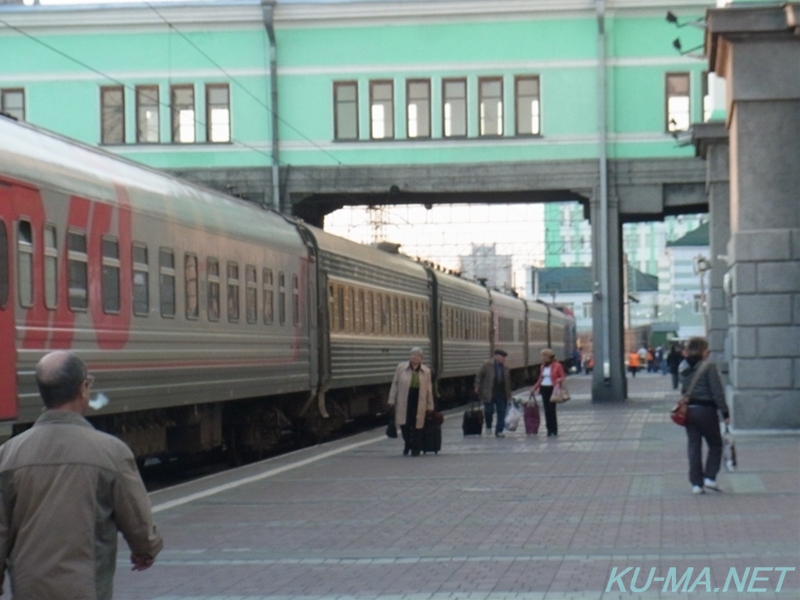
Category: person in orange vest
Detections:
[{"x1": 628, "y1": 351, "x2": 640, "y2": 377}]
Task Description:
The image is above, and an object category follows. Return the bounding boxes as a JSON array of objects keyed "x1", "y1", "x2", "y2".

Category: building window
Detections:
[
  {"x1": 17, "y1": 220, "x2": 33, "y2": 308},
  {"x1": 171, "y1": 84, "x2": 195, "y2": 143},
  {"x1": 159, "y1": 248, "x2": 175, "y2": 318},
  {"x1": 333, "y1": 81, "x2": 358, "y2": 140},
  {"x1": 185, "y1": 254, "x2": 198, "y2": 319},
  {"x1": 136, "y1": 86, "x2": 159, "y2": 143},
  {"x1": 406, "y1": 79, "x2": 430, "y2": 139},
  {"x1": 0, "y1": 220, "x2": 8, "y2": 310},
  {"x1": 263, "y1": 268, "x2": 274, "y2": 324},
  {"x1": 101, "y1": 237, "x2": 121, "y2": 314},
  {"x1": 43, "y1": 225, "x2": 57, "y2": 309},
  {"x1": 0, "y1": 89, "x2": 24, "y2": 122},
  {"x1": 67, "y1": 230, "x2": 88, "y2": 311},
  {"x1": 479, "y1": 77, "x2": 503, "y2": 136},
  {"x1": 100, "y1": 86, "x2": 125, "y2": 144},
  {"x1": 227, "y1": 261, "x2": 239, "y2": 323},
  {"x1": 207, "y1": 257, "x2": 220, "y2": 321},
  {"x1": 666, "y1": 73, "x2": 690, "y2": 132},
  {"x1": 515, "y1": 76, "x2": 540, "y2": 135},
  {"x1": 442, "y1": 78, "x2": 467, "y2": 137},
  {"x1": 369, "y1": 80, "x2": 394, "y2": 140},
  {"x1": 206, "y1": 84, "x2": 230, "y2": 143},
  {"x1": 246, "y1": 265, "x2": 257, "y2": 324},
  {"x1": 132, "y1": 243, "x2": 149, "y2": 316},
  {"x1": 701, "y1": 71, "x2": 711, "y2": 122},
  {"x1": 582, "y1": 302, "x2": 592, "y2": 319}
]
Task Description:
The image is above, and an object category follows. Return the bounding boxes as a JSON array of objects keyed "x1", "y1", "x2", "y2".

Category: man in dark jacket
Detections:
[
  {"x1": 474, "y1": 349, "x2": 512, "y2": 438},
  {"x1": 667, "y1": 344, "x2": 684, "y2": 390}
]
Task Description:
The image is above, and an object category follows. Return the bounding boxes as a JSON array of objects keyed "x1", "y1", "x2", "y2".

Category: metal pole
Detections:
[
  {"x1": 596, "y1": 0, "x2": 610, "y2": 381},
  {"x1": 262, "y1": 0, "x2": 281, "y2": 212}
]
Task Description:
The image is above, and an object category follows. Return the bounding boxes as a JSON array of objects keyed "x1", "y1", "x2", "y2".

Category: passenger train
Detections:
[{"x1": 0, "y1": 116, "x2": 576, "y2": 458}]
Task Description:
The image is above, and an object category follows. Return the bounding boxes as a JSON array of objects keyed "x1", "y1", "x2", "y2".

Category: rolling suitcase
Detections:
[
  {"x1": 462, "y1": 403, "x2": 484, "y2": 436},
  {"x1": 421, "y1": 413, "x2": 442, "y2": 454},
  {"x1": 524, "y1": 400, "x2": 540, "y2": 435}
]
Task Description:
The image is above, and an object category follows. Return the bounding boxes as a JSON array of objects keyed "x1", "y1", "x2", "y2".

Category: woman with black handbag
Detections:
[
  {"x1": 679, "y1": 337, "x2": 730, "y2": 494},
  {"x1": 387, "y1": 347, "x2": 434, "y2": 456},
  {"x1": 531, "y1": 349, "x2": 565, "y2": 438}
]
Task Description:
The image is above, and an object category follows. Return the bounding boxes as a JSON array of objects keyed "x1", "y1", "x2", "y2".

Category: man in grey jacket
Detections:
[{"x1": 0, "y1": 351, "x2": 163, "y2": 599}]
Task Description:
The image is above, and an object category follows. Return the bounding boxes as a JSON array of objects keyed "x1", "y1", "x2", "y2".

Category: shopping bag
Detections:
[
  {"x1": 386, "y1": 416, "x2": 398, "y2": 438},
  {"x1": 505, "y1": 402, "x2": 521, "y2": 431},
  {"x1": 721, "y1": 423, "x2": 736, "y2": 471}
]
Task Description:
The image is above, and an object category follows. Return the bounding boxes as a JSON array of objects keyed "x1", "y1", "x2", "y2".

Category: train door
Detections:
[{"x1": 0, "y1": 179, "x2": 20, "y2": 420}]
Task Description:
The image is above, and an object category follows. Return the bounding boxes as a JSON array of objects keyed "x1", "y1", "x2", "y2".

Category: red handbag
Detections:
[{"x1": 671, "y1": 362, "x2": 709, "y2": 427}]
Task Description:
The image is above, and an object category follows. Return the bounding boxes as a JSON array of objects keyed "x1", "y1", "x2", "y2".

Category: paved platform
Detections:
[{"x1": 117, "y1": 374, "x2": 799, "y2": 600}]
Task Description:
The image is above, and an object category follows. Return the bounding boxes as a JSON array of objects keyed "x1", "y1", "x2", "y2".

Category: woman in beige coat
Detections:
[{"x1": 388, "y1": 347, "x2": 435, "y2": 456}]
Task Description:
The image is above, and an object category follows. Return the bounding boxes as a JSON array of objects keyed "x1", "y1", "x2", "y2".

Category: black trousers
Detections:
[
  {"x1": 686, "y1": 405, "x2": 723, "y2": 486},
  {"x1": 401, "y1": 388, "x2": 422, "y2": 454},
  {"x1": 540, "y1": 385, "x2": 557, "y2": 435}
]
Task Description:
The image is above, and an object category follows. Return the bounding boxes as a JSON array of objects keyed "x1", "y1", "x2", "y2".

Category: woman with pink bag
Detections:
[{"x1": 531, "y1": 349, "x2": 566, "y2": 437}]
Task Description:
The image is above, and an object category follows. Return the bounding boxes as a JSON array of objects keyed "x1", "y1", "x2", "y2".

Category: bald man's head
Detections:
[{"x1": 35, "y1": 351, "x2": 88, "y2": 409}]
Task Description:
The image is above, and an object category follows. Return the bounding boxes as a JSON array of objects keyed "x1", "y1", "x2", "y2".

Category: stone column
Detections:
[
  {"x1": 692, "y1": 122, "x2": 731, "y2": 381},
  {"x1": 706, "y1": 4, "x2": 800, "y2": 428},
  {"x1": 590, "y1": 190, "x2": 626, "y2": 402}
]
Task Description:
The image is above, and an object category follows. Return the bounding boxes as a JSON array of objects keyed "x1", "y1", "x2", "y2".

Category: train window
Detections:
[
  {"x1": 185, "y1": 254, "x2": 199, "y2": 320},
  {"x1": 263, "y1": 269, "x2": 274, "y2": 324},
  {"x1": 292, "y1": 274, "x2": 299, "y2": 326},
  {"x1": 159, "y1": 248, "x2": 175, "y2": 318},
  {"x1": 227, "y1": 262, "x2": 240, "y2": 323},
  {"x1": 0, "y1": 220, "x2": 8, "y2": 309},
  {"x1": 101, "y1": 237, "x2": 121, "y2": 314},
  {"x1": 67, "y1": 230, "x2": 88, "y2": 311},
  {"x1": 278, "y1": 271, "x2": 285, "y2": 326},
  {"x1": 399, "y1": 298, "x2": 406, "y2": 335},
  {"x1": 246, "y1": 265, "x2": 257, "y2": 324},
  {"x1": 382, "y1": 294, "x2": 390, "y2": 334},
  {"x1": 132, "y1": 243, "x2": 149, "y2": 316},
  {"x1": 17, "y1": 220, "x2": 33, "y2": 308},
  {"x1": 44, "y1": 225, "x2": 57, "y2": 309},
  {"x1": 392, "y1": 296, "x2": 399, "y2": 334},
  {"x1": 207, "y1": 257, "x2": 220, "y2": 321},
  {"x1": 365, "y1": 291, "x2": 373, "y2": 333},
  {"x1": 357, "y1": 289, "x2": 365, "y2": 333},
  {"x1": 347, "y1": 287, "x2": 354, "y2": 332},
  {"x1": 335, "y1": 285, "x2": 344, "y2": 332}
]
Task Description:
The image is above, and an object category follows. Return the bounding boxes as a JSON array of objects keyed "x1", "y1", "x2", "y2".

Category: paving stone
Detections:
[{"x1": 112, "y1": 374, "x2": 799, "y2": 600}]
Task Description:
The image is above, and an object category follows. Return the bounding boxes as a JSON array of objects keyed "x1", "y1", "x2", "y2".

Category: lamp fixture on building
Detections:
[{"x1": 665, "y1": 11, "x2": 706, "y2": 29}]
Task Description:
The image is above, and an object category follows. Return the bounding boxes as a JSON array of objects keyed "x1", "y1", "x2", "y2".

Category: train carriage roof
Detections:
[{"x1": 0, "y1": 117, "x2": 304, "y2": 256}]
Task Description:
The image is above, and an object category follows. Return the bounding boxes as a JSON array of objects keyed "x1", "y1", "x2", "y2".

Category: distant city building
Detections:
[
  {"x1": 664, "y1": 221, "x2": 710, "y2": 339},
  {"x1": 543, "y1": 204, "x2": 705, "y2": 276},
  {"x1": 459, "y1": 244, "x2": 512, "y2": 291},
  {"x1": 527, "y1": 265, "x2": 658, "y2": 335}
]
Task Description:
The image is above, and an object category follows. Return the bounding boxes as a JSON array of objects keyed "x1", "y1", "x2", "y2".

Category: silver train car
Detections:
[{"x1": 0, "y1": 116, "x2": 575, "y2": 458}]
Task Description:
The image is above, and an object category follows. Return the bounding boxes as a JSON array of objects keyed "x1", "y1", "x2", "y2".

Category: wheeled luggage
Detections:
[
  {"x1": 421, "y1": 414, "x2": 442, "y2": 454},
  {"x1": 462, "y1": 403, "x2": 483, "y2": 436},
  {"x1": 524, "y1": 401, "x2": 540, "y2": 435}
]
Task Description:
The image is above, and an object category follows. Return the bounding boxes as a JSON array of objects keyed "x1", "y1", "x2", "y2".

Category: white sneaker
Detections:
[
  {"x1": 692, "y1": 485, "x2": 705, "y2": 494},
  {"x1": 703, "y1": 478, "x2": 720, "y2": 491},
  {"x1": 495, "y1": 432, "x2": 505, "y2": 438}
]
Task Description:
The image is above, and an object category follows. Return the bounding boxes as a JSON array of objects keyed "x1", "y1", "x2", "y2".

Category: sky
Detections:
[{"x1": 325, "y1": 202, "x2": 556, "y2": 294}]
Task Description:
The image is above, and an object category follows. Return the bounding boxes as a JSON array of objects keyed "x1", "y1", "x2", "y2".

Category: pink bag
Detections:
[{"x1": 524, "y1": 400, "x2": 540, "y2": 435}]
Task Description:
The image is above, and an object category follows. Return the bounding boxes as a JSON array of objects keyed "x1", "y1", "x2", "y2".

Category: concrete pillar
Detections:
[
  {"x1": 706, "y1": 4, "x2": 800, "y2": 429},
  {"x1": 590, "y1": 190, "x2": 626, "y2": 402},
  {"x1": 692, "y1": 122, "x2": 730, "y2": 381}
]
